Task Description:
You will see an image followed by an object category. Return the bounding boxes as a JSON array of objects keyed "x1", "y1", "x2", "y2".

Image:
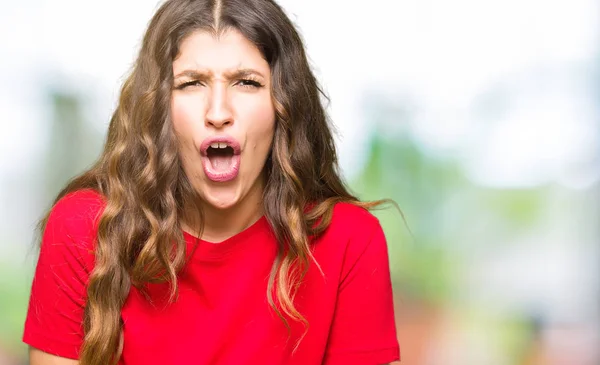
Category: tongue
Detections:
[{"x1": 209, "y1": 155, "x2": 233, "y2": 171}]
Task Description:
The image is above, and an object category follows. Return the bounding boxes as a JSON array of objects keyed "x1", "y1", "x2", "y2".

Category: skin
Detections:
[
  {"x1": 172, "y1": 29, "x2": 276, "y2": 243},
  {"x1": 29, "y1": 348, "x2": 78, "y2": 365}
]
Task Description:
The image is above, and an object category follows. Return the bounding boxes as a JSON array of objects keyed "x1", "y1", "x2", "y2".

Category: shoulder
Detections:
[
  {"x1": 24, "y1": 190, "x2": 105, "y2": 355},
  {"x1": 49, "y1": 188, "x2": 105, "y2": 220},
  {"x1": 326, "y1": 202, "x2": 382, "y2": 241},
  {"x1": 313, "y1": 202, "x2": 386, "y2": 265},
  {"x1": 308, "y1": 202, "x2": 391, "y2": 295},
  {"x1": 43, "y1": 188, "x2": 106, "y2": 251}
]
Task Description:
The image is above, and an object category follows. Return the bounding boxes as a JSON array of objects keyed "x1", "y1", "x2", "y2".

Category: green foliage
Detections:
[
  {"x1": 351, "y1": 133, "x2": 462, "y2": 304},
  {"x1": 0, "y1": 261, "x2": 30, "y2": 356},
  {"x1": 350, "y1": 129, "x2": 548, "y2": 305},
  {"x1": 42, "y1": 91, "x2": 103, "y2": 207}
]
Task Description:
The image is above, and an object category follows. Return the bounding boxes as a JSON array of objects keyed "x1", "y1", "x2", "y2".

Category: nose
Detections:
[{"x1": 205, "y1": 84, "x2": 233, "y2": 129}]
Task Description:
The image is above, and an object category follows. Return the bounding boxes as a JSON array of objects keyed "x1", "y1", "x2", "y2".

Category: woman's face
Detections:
[{"x1": 171, "y1": 29, "x2": 275, "y2": 211}]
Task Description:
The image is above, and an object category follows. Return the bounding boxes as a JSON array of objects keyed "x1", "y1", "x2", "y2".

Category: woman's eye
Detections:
[
  {"x1": 237, "y1": 79, "x2": 263, "y2": 88},
  {"x1": 177, "y1": 80, "x2": 203, "y2": 89}
]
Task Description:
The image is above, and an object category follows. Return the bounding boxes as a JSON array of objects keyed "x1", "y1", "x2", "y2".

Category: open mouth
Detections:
[
  {"x1": 200, "y1": 137, "x2": 241, "y2": 182},
  {"x1": 206, "y1": 142, "x2": 235, "y2": 172}
]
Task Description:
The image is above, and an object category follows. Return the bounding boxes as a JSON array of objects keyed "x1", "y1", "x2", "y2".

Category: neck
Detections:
[
  {"x1": 201, "y1": 196, "x2": 264, "y2": 243},
  {"x1": 183, "y1": 177, "x2": 266, "y2": 243}
]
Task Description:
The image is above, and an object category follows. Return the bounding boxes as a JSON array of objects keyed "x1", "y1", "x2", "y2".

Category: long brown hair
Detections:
[{"x1": 40, "y1": 0, "x2": 389, "y2": 364}]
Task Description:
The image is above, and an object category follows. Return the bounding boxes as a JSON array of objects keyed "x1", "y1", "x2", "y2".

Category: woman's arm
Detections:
[{"x1": 29, "y1": 347, "x2": 79, "y2": 365}]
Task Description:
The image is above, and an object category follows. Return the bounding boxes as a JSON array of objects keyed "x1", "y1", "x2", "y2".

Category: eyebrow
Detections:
[{"x1": 173, "y1": 68, "x2": 266, "y2": 80}]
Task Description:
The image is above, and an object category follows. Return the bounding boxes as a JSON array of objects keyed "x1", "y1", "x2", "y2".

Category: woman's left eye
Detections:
[{"x1": 237, "y1": 79, "x2": 263, "y2": 88}]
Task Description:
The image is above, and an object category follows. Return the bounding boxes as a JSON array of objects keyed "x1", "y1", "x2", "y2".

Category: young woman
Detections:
[{"x1": 23, "y1": 0, "x2": 400, "y2": 364}]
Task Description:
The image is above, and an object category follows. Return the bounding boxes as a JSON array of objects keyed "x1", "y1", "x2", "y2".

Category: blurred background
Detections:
[{"x1": 1, "y1": 0, "x2": 599, "y2": 364}]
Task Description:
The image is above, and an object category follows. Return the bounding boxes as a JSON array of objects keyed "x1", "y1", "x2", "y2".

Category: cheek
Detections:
[
  {"x1": 171, "y1": 95, "x2": 206, "y2": 151},
  {"x1": 171, "y1": 96, "x2": 199, "y2": 135},
  {"x1": 243, "y1": 99, "x2": 276, "y2": 147}
]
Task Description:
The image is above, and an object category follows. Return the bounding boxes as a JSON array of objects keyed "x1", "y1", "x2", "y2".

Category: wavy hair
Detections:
[{"x1": 39, "y1": 0, "x2": 390, "y2": 364}]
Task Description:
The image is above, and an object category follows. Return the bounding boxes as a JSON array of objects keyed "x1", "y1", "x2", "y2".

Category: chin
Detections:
[{"x1": 200, "y1": 184, "x2": 242, "y2": 210}]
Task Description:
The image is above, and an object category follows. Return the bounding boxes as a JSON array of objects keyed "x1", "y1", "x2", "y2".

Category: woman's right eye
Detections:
[{"x1": 176, "y1": 80, "x2": 203, "y2": 89}]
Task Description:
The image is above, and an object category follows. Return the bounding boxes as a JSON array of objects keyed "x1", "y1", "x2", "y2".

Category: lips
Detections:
[{"x1": 199, "y1": 136, "x2": 241, "y2": 182}]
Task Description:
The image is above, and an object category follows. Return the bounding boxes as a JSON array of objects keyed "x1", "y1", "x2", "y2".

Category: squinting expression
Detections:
[{"x1": 171, "y1": 29, "x2": 275, "y2": 211}]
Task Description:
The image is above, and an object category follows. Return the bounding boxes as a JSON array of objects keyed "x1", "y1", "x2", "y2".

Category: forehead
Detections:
[{"x1": 173, "y1": 29, "x2": 269, "y2": 75}]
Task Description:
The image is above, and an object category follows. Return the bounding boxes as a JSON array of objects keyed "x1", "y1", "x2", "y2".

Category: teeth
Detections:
[
  {"x1": 209, "y1": 142, "x2": 230, "y2": 149},
  {"x1": 207, "y1": 141, "x2": 233, "y2": 152}
]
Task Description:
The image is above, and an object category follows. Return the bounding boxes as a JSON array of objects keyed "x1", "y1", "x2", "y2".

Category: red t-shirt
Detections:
[{"x1": 23, "y1": 189, "x2": 400, "y2": 364}]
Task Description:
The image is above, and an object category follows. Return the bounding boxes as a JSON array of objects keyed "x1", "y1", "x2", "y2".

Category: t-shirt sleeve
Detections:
[
  {"x1": 23, "y1": 189, "x2": 103, "y2": 359},
  {"x1": 323, "y1": 218, "x2": 400, "y2": 365}
]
